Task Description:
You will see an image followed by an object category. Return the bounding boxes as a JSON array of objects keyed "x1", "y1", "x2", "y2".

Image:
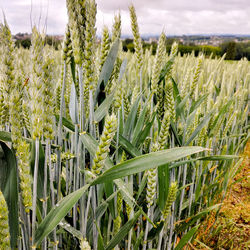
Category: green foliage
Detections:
[
  {"x1": 224, "y1": 41, "x2": 236, "y2": 60},
  {"x1": 15, "y1": 38, "x2": 31, "y2": 48},
  {"x1": 221, "y1": 40, "x2": 250, "y2": 60},
  {"x1": 15, "y1": 35, "x2": 61, "y2": 50}
]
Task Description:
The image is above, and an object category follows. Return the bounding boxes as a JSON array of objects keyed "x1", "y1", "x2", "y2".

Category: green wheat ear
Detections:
[
  {"x1": 162, "y1": 182, "x2": 178, "y2": 220},
  {"x1": 62, "y1": 24, "x2": 73, "y2": 64},
  {"x1": 66, "y1": 0, "x2": 86, "y2": 65},
  {"x1": 17, "y1": 140, "x2": 33, "y2": 213},
  {"x1": 129, "y1": 4, "x2": 143, "y2": 70},
  {"x1": 158, "y1": 111, "x2": 170, "y2": 150},
  {"x1": 42, "y1": 52, "x2": 55, "y2": 140},
  {"x1": 92, "y1": 114, "x2": 117, "y2": 175},
  {"x1": 9, "y1": 90, "x2": 32, "y2": 213},
  {"x1": 100, "y1": 25, "x2": 110, "y2": 71},
  {"x1": 146, "y1": 143, "x2": 159, "y2": 208},
  {"x1": 112, "y1": 12, "x2": 121, "y2": 42},
  {"x1": 0, "y1": 19, "x2": 15, "y2": 127},
  {"x1": 151, "y1": 32, "x2": 166, "y2": 95},
  {"x1": 30, "y1": 26, "x2": 45, "y2": 140},
  {"x1": 190, "y1": 55, "x2": 203, "y2": 98},
  {"x1": 164, "y1": 80, "x2": 176, "y2": 122},
  {"x1": 0, "y1": 191, "x2": 11, "y2": 249},
  {"x1": 83, "y1": 0, "x2": 97, "y2": 117}
]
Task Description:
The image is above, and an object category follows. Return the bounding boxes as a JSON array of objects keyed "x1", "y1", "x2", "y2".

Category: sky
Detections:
[{"x1": 0, "y1": 0, "x2": 250, "y2": 36}]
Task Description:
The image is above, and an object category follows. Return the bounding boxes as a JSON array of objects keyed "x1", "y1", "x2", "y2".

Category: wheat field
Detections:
[{"x1": 0, "y1": 1, "x2": 249, "y2": 249}]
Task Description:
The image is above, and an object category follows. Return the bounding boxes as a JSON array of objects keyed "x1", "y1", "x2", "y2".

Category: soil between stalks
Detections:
[{"x1": 191, "y1": 142, "x2": 250, "y2": 249}]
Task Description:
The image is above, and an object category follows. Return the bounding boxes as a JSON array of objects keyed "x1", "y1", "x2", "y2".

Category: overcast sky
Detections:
[{"x1": 1, "y1": 0, "x2": 250, "y2": 36}]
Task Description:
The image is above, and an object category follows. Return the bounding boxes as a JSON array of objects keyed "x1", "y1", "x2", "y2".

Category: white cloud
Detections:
[{"x1": 0, "y1": 0, "x2": 249, "y2": 35}]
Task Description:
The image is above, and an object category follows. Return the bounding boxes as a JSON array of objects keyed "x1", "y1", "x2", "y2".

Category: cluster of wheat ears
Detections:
[{"x1": 0, "y1": 1, "x2": 249, "y2": 249}]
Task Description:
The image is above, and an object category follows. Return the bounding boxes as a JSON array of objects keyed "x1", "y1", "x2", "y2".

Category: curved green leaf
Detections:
[
  {"x1": 117, "y1": 134, "x2": 141, "y2": 157},
  {"x1": 105, "y1": 210, "x2": 141, "y2": 250},
  {"x1": 174, "y1": 224, "x2": 199, "y2": 250},
  {"x1": 148, "y1": 221, "x2": 164, "y2": 240},
  {"x1": 185, "y1": 111, "x2": 212, "y2": 146},
  {"x1": 159, "y1": 58, "x2": 174, "y2": 83},
  {"x1": 94, "y1": 39, "x2": 120, "y2": 104},
  {"x1": 0, "y1": 131, "x2": 12, "y2": 142},
  {"x1": 135, "y1": 112, "x2": 156, "y2": 147},
  {"x1": 30, "y1": 139, "x2": 45, "y2": 200},
  {"x1": 55, "y1": 115, "x2": 75, "y2": 132},
  {"x1": 34, "y1": 184, "x2": 90, "y2": 246},
  {"x1": 94, "y1": 89, "x2": 116, "y2": 123},
  {"x1": 93, "y1": 146, "x2": 207, "y2": 185},
  {"x1": 123, "y1": 95, "x2": 141, "y2": 140},
  {"x1": 59, "y1": 219, "x2": 83, "y2": 240},
  {"x1": 69, "y1": 82, "x2": 79, "y2": 124},
  {"x1": 198, "y1": 155, "x2": 239, "y2": 161},
  {"x1": 80, "y1": 133, "x2": 135, "y2": 208},
  {"x1": 0, "y1": 141, "x2": 18, "y2": 249},
  {"x1": 189, "y1": 94, "x2": 208, "y2": 114}
]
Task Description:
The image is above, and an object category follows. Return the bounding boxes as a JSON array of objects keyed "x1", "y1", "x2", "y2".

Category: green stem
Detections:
[
  {"x1": 32, "y1": 138, "x2": 39, "y2": 246},
  {"x1": 42, "y1": 138, "x2": 49, "y2": 249},
  {"x1": 143, "y1": 207, "x2": 151, "y2": 250},
  {"x1": 48, "y1": 140, "x2": 57, "y2": 247}
]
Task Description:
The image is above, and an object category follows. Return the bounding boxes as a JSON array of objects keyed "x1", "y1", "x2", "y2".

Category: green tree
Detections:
[{"x1": 225, "y1": 41, "x2": 236, "y2": 60}]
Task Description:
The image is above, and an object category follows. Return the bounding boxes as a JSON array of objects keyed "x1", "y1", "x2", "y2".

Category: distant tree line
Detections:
[
  {"x1": 15, "y1": 36, "x2": 250, "y2": 61},
  {"x1": 15, "y1": 35, "x2": 61, "y2": 50},
  {"x1": 220, "y1": 41, "x2": 250, "y2": 60},
  {"x1": 122, "y1": 38, "x2": 250, "y2": 60}
]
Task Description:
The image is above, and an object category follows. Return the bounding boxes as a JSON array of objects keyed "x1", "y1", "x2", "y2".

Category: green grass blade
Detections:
[
  {"x1": 123, "y1": 95, "x2": 141, "y2": 140},
  {"x1": 132, "y1": 103, "x2": 148, "y2": 145},
  {"x1": 135, "y1": 112, "x2": 156, "y2": 147},
  {"x1": 170, "y1": 121, "x2": 182, "y2": 146},
  {"x1": 92, "y1": 147, "x2": 207, "y2": 185},
  {"x1": 34, "y1": 184, "x2": 90, "y2": 246},
  {"x1": 171, "y1": 77, "x2": 182, "y2": 105},
  {"x1": 0, "y1": 131, "x2": 33, "y2": 144},
  {"x1": 69, "y1": 82, "x2": 79, "y2": 124},
  {"x1": 176, "y1": 94, "x2": 190, "y2": 119},
  {"x1": 94, "y1": 89, "x2": 116, "y2": 123},
  {"x1": 198, "y1": 155, "x2": 239, "y2": 161},
  {"x1": 185, "y1": 111, "x2": 212, "y2": 146},
  {"x1": 117, "y1": 134, "x2": 141, "y2": 157},
  {"x1": 59, "y1": 219, "x2": 83, "y2": 240},
  {"x1": 159, "y1": 58, "x2": 174, "y2": 83},
  {"x1": 179, "y1": 204, "x2": 220, "y2": 229},
  {"x1": 118, "y1": 59, "x2": 127, "y2": 83},
  {"x1": 94, "y1": 39, "x2": 120, "y2": 104},
  {"x1": 209, "y1": 100, "x2": 233, "y2": 132},
  {"x1": 169, "y1": 155, "x2": 237, "y2": 170},
  {"x1": 96, "y1": 222, "x2": 105, "y2": 250},
  {"x1": 86, "y1": 192, "x2": 117, "y2": 235},
  {"x1": 30, "y1": 140, "x2": 45, "y2": 201},
  {"x1": 80, "y1": 133, "x2": 135, "y2": 208},
  {"x1": 189, "y1": 94, "x2": 208, "y2": 114},
  {"x1": 186, "y1": 110, "x2": 197, "y2": 129},
  {"x1": 0, "y1": 131, "x2": 12, "y2": 142},
  {"x1": 147, "y1": 221, "x2": 164, "y2": 240},
  {"x1": 134, "y1": 230, "x2": 144, "y2": 250},
  {"x1": 70, "y1": 56, "x2": 76, "y2": 84},
  {"x1": 136, "y1": 172, "x2": 147, "y2": 200},
  {"x1": 158, "y1": 163, "x2": 170, "y2": 210},
  {"x1": 0, "y1": 141, "x2": 19, "y2": 249},
  {"x1": 105, "y1": 210, "x2": 141, "y2": 250},
  {"x1": 55, "y1": 115, "x2": 75, "y2": 132},
  {"x1": 174, "y1": 224, "x2": 199, "y2": 250},
  {"x1": 104, "y1": 181, "x2": 115, "y2": 218}
]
